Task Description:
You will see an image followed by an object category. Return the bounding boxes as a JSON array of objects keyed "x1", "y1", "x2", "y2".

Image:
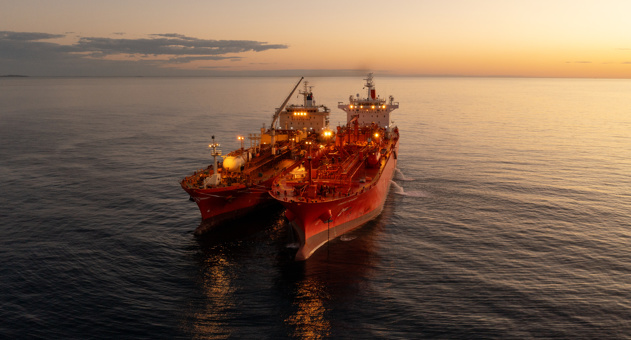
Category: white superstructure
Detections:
[
  {"x1": 337, "y1": 73, "x2": 399, "y2": 128},
  {"x1": 278, "y1": 81, "x2": 330, "y2": 132}
]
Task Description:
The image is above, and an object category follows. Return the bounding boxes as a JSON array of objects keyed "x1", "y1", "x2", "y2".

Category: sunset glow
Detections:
[{"x1": 2, "y1": 0, "x2": 631, "y2": 78}]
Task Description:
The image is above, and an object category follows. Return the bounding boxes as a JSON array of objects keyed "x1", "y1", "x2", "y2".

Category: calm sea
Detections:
[{"x1": 1, "y1": 76, "x2": 630, "y2": 339}]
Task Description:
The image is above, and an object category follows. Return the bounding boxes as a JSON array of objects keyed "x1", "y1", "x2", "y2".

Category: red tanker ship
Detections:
[
  {"x1": 270, "y1": 74, "x2": 400, "y2": 260},
  {"x1": 181, "y1": 78, "x2": 332, "y2": 235}
]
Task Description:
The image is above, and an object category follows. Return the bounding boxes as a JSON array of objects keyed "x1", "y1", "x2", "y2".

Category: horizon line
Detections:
[{"x1": 3, "y1": 74, "x2": 630, "y2": 80}]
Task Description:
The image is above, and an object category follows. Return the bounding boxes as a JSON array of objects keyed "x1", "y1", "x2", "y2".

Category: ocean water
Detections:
[{"x1": 1, "y1": 76, "x2": 630, "y2": 339}]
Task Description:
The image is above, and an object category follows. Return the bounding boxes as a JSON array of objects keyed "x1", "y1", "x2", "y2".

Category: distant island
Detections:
[{"x1": 1, "y1": 75, "x2": 29, "y2": 77}]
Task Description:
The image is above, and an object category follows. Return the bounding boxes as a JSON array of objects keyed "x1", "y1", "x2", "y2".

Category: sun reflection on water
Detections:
[
  {"x1": 285, "y1": 277, "x2": 331, "y2": 339},
  {"x1": 191, "y1": 254, "x2": 236, "y2": 339}
]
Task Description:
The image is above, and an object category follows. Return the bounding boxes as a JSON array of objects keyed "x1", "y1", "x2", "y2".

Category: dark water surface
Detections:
[{"x1": 1, "y1": 77, "x2": 630, "y2": 339}]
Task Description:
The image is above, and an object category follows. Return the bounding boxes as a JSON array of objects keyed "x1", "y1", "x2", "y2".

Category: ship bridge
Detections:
[
  {"x1": 278, "y1": 81, "x2": 331, "y2": 131},
  {"x1": 337, "y1": 73, "x2": 398, "y2": 128}
]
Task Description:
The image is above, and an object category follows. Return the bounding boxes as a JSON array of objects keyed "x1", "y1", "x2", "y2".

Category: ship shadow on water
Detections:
[
  {"x1": 184, "y1": 204, "x2": 289, "y2": 338},
  {"x1": 193, "y1": 203, "x2": 285, "y2": 250}
]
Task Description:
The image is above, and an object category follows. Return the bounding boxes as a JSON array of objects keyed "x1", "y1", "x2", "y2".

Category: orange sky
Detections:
[{"x1": 2, "y1": 0, "x2": 631, "y2": 77}]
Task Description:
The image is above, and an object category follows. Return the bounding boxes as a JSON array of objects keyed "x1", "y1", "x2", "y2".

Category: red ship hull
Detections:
[
  {"x1": 278, "y1": 138, "x2": 399, "y2": 260},
  {"x1": 182, "y1": 178, "x2": 276, "y2": 235},
  {"x1": 182, "y1": 154, "x2": 304, "y2": 234}
]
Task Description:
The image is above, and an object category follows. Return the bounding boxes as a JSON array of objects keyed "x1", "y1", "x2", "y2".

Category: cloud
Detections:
[
  {"x1": 168, "y1": 55, "x2": 242, "y2": 64},
  {"x1": 76, "y1": 34, "x2": 287, "y2": 57},
  {"x1": 0, "y1": 30, "x2": 288, "y2": 76},
  {"x1": 0, "y1": 31, "x2": 65, "y2": 41},
  {"x1": 0, "y1": 31, "x2": 79, "y2": 61}
]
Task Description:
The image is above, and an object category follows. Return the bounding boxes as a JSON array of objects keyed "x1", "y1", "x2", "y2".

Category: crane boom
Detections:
[
  {"x1": 270, "y1": 77, "x2": 303, "y2": 155},
  {"x1": 271, "y1": 77, "x2": 303, "y2": 129}
]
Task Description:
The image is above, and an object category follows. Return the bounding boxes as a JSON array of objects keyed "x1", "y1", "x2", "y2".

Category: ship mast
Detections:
[
  {"x1": 363, "y1": 73, "x2": 375, "y2": 99},
  {"x1": 300, "y1": 81, "x2": 314, "y2": 107},
  {"x1": 207, "y1": 135, "x2": 222, "y2": 187},
  {"x1": 270, "y1": 77, "x2": 304, "y2": 155}
]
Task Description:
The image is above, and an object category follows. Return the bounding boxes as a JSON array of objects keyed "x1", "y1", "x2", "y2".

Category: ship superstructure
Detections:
[
  {"x1": 278, "y1": 82, "x2": 330, "y2": 132},
  {"x1": 338, "y1": 73, "x2": 398, "y2": 127}
]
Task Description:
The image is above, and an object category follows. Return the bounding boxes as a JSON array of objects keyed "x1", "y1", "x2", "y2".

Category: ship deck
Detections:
[
  {"x1": 272, "y1": 139, "x2": 396, "y2": 203},
  {"x1": 182, "y1": 148, "x2": 299, "y2": 190}
]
